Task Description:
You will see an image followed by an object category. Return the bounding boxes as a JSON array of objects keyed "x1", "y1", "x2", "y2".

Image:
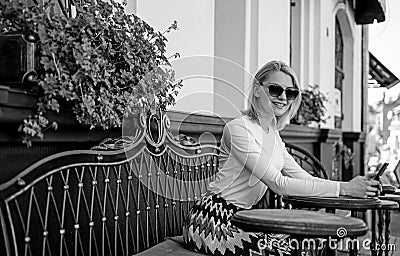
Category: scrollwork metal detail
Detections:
[{"x1": 144, "y1": 109, "x2": 168, "y2": 149}]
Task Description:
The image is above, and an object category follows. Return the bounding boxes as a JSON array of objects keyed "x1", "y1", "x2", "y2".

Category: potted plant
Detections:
[
  {"x1": 0, "y1": 0, "x2": 182, "y2": 147},
  {"x1": 291, "y1": 84, "x2": 327, "y2": 128}
]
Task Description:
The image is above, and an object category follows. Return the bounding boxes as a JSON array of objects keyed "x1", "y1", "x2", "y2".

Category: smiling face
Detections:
[{"x1": 259, "y1": 71, "x2": 295, "y2": 117}]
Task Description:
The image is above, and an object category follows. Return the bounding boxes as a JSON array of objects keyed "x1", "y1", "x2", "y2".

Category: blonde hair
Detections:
[{"x1": 242, "y1": 60, "x2": 302, "y2": 130}]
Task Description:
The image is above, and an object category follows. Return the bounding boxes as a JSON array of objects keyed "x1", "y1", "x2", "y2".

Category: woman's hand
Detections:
[
  {"x1": 339, "y1": 175, "x2": 381, "y2": 198},
  {"x1": 364, "y1": 171, "x2": 383, "y2": 193}
]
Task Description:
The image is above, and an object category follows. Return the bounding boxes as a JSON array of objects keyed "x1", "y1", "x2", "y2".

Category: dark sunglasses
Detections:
[{"x1": 267, "y1": 84, "x2": 299, "y2": 100}]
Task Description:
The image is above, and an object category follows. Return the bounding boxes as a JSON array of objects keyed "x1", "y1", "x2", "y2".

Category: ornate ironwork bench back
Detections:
[
  {"x1": 0, "y1": 112, "x2": 326, "y2": 256},
  {"x1": 0, "y1": 112, "x2": 220, "y2": 256}
]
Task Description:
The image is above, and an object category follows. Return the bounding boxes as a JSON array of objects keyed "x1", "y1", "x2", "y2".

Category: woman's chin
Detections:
[{"x1": 273, "y1": 108, "x2": 287, "y2": 117}]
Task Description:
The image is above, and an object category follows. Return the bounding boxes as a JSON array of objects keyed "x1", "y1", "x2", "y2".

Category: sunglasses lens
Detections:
[
  {"x1": 267, "y1": 84, "x2": 299, "y2": 100},
  {"x1": 286, "y1": 89, "x2": 299, "y2": 100},
  {"x1": 268, "y1": 84, "x2": 284, "y2": 97}
]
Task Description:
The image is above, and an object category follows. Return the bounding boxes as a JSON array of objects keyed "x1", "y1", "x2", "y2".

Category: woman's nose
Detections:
[{"x1": 277, "y1": 92, "x2": 287, "y2": 100}]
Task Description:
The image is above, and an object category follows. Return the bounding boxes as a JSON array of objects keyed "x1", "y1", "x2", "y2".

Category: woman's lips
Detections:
[{"x1": 272, "y1": 102, "x2": 286, "y2": 108}]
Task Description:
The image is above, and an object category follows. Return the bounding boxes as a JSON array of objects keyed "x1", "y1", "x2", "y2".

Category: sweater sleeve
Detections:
[
  {"x1": 224, "y1": 122, "x2": 339, "y2": 197},
  {"x1": 281, "y1": 146, "x2": 340, "y2": 196},
  {"x1": 282, "y1": 146, "x2": 327, "y2": 181}
]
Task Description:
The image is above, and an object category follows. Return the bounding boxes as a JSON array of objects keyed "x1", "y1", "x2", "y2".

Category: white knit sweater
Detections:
[{"x1": 208, "y1": 115, "x2": 340, "y2": 209}]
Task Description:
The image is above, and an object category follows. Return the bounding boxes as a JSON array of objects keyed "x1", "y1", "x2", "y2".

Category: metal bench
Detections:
[
  {"x1": 0, "y1": 111, "x2": 332, "y2": 256},
  {"x1": 0, "y1": 111, "x2": 219, "y2": 256}
]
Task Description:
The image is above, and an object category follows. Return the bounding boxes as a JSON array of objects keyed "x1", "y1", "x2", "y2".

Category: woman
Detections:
[{"x1": 182, "y1": 60, "x2": 380, "y2": 256}]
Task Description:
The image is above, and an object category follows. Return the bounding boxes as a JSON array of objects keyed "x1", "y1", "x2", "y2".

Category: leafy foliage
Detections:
[
  {"x1": 291, "y1": 85, "x2": 327, "y2": 126},
  {"x1": 0, "y1": 0, "x2": 182, "y2": 147}
]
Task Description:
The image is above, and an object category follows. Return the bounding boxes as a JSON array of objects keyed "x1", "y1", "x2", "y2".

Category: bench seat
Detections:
[{"x1": 136, "y1": 236, "x2": 205, "y2": 256}]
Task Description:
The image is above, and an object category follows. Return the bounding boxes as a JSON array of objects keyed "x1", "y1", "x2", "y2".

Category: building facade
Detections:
[
  {"x1": 0, "y1": 0, "x2": 386, "y2": 180},
  {"x1": 127, "y1": 0, "x2": 368, "y2": 132},
  {"x1": 124, "y1": 0, "x2": 385, "y2": 179}
]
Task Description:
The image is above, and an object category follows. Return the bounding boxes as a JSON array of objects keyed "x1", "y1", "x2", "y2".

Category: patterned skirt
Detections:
[{"x1": 182, "y1": 193, "x2": 292, "y2": 256}]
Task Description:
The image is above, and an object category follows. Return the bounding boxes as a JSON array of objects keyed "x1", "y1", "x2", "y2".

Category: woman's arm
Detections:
[
  {"x1": 224, "y1": 122, "x2": 339, "y2": 197},
  {"x1": 281, "y1": 146, "x2": 327, "y2": 181},
  {"x1": 280, "y1": 143, "x2": 381, "y2": 197}
]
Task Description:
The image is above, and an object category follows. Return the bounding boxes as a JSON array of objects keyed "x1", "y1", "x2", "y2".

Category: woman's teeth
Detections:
[{"x1": 273, "y1": 102, "x2": 286, "y2": 108}]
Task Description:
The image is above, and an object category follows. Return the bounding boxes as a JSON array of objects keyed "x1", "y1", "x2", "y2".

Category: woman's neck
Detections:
[{"x1": 259, "y1": 116, "x2": 277, "y2": 133}]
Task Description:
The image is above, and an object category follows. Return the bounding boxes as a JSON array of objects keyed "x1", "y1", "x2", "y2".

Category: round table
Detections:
[
  {"x1": 232, "y1": 209, "x2": 368, "y2": 237},
  {"x1": 378, "y1": 195, "x2": 400, "y2": 256},
  {"x1": 375, "y1": 200, "x2": 399, "y2": 256},
  {"x1": 379, "y1": 194, "x2": 400, "y2": 203},
  {"x1": 282, "y1": 196, "x2": 382, "y2": 212},
  {"x1": 382, "y1": 185, "x2": 396, "y2": 195},
  {"x1": 231, "y1": 209, "x2": 368, "y2": 256},
  {"x1": 282, "y1": 196, "x2": 382, "y2": 256}
]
